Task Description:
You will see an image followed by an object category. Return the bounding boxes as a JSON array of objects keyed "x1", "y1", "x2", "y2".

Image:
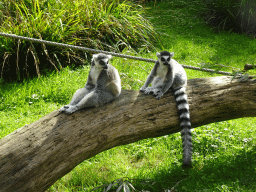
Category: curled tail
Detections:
[{"x1": 173, "y1": 87, "x2": 192, "y2": 168}]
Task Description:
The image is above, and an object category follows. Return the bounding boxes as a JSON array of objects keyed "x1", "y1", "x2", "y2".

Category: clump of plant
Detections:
[
  {"x1": 203, "y1": 0, "x2": 256, "y2": 35},
  {"x1": 0, "y1": 0, "x2": 158, "y2": 81}
]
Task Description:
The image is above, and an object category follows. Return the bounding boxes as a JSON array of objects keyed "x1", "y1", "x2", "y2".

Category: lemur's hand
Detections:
[{"x1": 144, "y1": 87, "x2": 154, "y2": 95}]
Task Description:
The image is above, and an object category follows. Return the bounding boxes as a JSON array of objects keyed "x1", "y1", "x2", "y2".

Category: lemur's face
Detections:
[
  {"x1": 93, "y1": 53, "x2": 112, "y2": 69},
  {"x1": 97, "y1": 57, "x2": 109, "y2": 69},
  {"x1": 160, "y1": 56, "x2": 171, "y2": 66},
  {"x1": 156, "y1": 51, "x2": 173, "y2": 66}
]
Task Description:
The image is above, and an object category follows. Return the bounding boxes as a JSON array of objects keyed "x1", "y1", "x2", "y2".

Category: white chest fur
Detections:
[
  {"x1": 90, "y1": 66, "x2": 103, "y2": 84},
  {"x1": 156, "y1": 64, "x2": 168, "y2": 78},
  {"x1": 151, "y1": 64, "x2": 168, "y2": 86}
]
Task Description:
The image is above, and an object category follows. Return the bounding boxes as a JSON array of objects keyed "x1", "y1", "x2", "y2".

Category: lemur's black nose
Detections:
[{"x1": 103, "y1": 65, "x2": 108, "y2": 69}]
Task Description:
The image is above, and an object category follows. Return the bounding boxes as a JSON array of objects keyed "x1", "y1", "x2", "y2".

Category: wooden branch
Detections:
[
  {"x1": 0, "y1": 76, "x2": 256, "y2": 192},
  {"x1": 244, "y1": 64, "x2": 255, "y2": 71}
]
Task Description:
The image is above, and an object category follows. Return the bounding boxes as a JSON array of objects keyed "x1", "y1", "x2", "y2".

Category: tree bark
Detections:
[{"x1": 0, "y1": 76, "x2": 256, "y2": 192}]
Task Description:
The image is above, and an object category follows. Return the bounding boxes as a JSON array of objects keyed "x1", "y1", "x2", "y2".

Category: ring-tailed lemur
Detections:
[
  {"x1": 140, "y1": 51, "x2": 192, "y2": 168},
  {"x1": 59, "y1": 53, "x2": 121, "y2": 114}
]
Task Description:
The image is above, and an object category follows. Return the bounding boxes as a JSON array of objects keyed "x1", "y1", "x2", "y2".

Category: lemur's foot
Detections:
[
  {"x1": 59, "y1": 105, "x2": 68, "y2": 112},
  {"x1": 59, "y1": 105, "x2": 78, "y2": 114},
  {"x1": 155, "y1": 92, "x2": 164, "y2": 100},
  {"x1": 140, "y1": 86, "x2": 146, "y2": 92},
  {"x1": 152, "y1": 89, "x2": 160, "y2": 96},
  {"x1": 64, "y1": 105, "x2": 79, "y2": 114}
]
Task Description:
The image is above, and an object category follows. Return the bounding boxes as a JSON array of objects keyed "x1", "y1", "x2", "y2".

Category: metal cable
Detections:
[{"x1": 0, "y1": 32, "x2": 234, "y2": 76}]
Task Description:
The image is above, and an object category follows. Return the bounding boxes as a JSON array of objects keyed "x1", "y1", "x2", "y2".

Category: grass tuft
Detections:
[{"x1": 0, "y1": 0, "x2": 158, "y2": 81}]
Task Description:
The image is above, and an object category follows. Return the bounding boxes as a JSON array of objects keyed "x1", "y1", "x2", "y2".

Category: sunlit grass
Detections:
[{"x1": 1, "y1": 0, "x2": 256, "y2": 191}]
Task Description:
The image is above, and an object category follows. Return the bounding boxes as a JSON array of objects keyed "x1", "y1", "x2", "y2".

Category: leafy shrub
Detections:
[
  {"x1": 203, "y1": 0, "x2": 256, "y2": 35},
  {"x1": 0, "y1": 0, "x2": 158, "y2": 81}
]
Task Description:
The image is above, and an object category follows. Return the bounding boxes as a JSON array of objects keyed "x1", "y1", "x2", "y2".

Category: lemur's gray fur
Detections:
[
  {"x1": 140, "y1": 51, "x2": 192, "y2": 167},
  {"x1": 59, "y1": 53, "x2": 121, "y2": 114}
]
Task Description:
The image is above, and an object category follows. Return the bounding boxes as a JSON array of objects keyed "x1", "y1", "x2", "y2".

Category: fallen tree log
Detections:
[{"x1": 0, "y1": 76, "x2": 256, "y2": 192}]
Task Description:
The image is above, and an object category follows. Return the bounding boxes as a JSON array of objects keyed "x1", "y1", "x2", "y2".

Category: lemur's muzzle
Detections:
[{"x1": 103, "y1": 65, "x2": 108, "y2": 69}]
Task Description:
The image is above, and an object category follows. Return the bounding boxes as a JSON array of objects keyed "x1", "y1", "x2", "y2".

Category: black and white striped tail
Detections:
[{"x1": 173, "y1": 87, "x2": 192, "y2": 168}]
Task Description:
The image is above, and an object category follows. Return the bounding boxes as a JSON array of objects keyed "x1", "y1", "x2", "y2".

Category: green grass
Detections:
[
  {"x1": 203, "y1": 0, "x2": 256, "y2": 35},
  {"x1": 1, "y1": 0, "x2": 256, "y2": 191}
]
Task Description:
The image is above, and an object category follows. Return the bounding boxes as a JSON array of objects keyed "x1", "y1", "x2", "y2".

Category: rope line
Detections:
[{"x1": 0, "y1": 32, "x2": 234, "y2": 76}]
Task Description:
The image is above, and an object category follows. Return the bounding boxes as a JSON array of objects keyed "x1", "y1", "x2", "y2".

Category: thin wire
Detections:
[{"x1": 0, "y1": 32, "x2": 234, "y2": 76}]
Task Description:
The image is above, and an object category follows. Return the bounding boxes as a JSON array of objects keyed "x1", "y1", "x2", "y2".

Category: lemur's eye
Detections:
[
  {"x1": 161, "y1": 58, "x2": 165, "y2": 62},
  {"x1": 99, "y1": 61, "x2": 105, "y2": 65},
  {"x1": 167, "y1": 57, "x2": 170, "y2": 62}
]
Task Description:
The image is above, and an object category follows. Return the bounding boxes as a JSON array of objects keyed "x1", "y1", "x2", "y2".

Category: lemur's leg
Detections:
[
  {"x1": 144, "y1": 77, "x2": 162, "y2": 94},
  {"x1": 59, "y1": 88, "x2": 91, "y2": 112},
  {"x1": 64, "y1": 90, "x2": 114, "y2": 114},
  {"x1": 69, "y1": 88, "x2": 91, "y2": 105}
]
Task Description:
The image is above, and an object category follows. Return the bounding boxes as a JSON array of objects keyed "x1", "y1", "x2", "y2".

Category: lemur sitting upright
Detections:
[
  {"x1": 59, "y1": 53, "x2": 121, "y2": 114},
  {"x1": 140, "y1": 51, "x2": 192, "y2": 168}
]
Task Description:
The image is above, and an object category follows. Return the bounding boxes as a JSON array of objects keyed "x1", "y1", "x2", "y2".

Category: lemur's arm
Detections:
[
  {"x1": 140, "y1": 61, "x2": 159, "y2": 91},
  {"x1": 84, "y1": 60, "x2": 96, "y2": 90},
  {"x1": 95, "y1": 70, "x2": 108, "y2": 90},
  {"x1": 84, "y1": 73, "x2": 95, "y2": 90}
]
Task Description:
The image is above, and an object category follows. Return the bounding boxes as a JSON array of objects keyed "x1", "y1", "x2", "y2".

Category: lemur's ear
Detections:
[
  {"x1": 106, "y1": 55, "x2": 113, "y2": 60},
  {"x1": 92, "y1": 54, "x2": 98, "y2": 60},
  {"x1": 170, "y1": 52, "x2": 174, "y2": 57},
  {"x1": 156, "y1": 52, "x2": 161, "y2": 58},
  {"x1": 91, "y1": 59, "x2": 95, "y2": 66}
]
